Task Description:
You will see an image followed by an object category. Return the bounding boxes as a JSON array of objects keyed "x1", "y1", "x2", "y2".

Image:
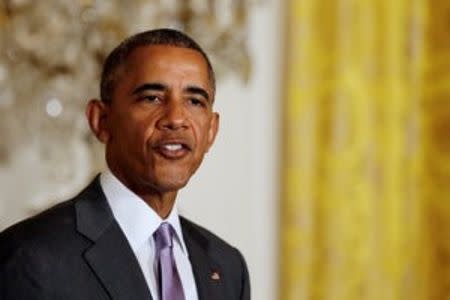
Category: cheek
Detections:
[
  {"x1": 110, "y1": 116, "x2": 152, "y2": 153},
  {"x1": 194, "y1": 120, "x2": 214, "y2": 148},
  {"x1": 116, "y1": 109, "x2": 153, "y2": 134}
]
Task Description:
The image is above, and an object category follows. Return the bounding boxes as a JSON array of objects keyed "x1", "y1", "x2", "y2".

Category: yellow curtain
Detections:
[{"x1": 280, "y1": 0, "x2": 450, "y2": 299}]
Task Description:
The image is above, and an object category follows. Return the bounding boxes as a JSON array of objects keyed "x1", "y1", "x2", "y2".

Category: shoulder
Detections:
[
  {"x1": 0, "y1": 198, "x2": 81, "y2": 262},
  {"x1": 179, "y1": 216, "x2": 248, "y2": 273},
  {"x1": 180, "y1": 216, "x2": 251, "y2": 299},
  {"x1": 0, "y1": 177, "x2": 103, "y2": 259},
  {"x1": 180, "y1": 216, "x2": 241, "y2": 255},
  {"x1": 0, "y1": 197, "x2": 95, "y2": 298}
]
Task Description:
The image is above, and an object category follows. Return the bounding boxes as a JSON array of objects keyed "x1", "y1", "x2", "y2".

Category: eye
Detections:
[
  {"x1": 189, "y1": 98, "x2": 206, "y2": 107},
  {"x1": 142, "y1": 95, "x2": 162, "y2": 103}
]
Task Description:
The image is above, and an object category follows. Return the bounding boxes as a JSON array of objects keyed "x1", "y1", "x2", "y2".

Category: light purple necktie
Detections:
[{"x1": 154, "y1": 222, "x2": 185, "y2": 300}]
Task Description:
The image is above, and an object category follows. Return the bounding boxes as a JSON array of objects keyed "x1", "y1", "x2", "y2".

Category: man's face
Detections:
[{"x1": 101, "y1": 45, "x2": 218, "y2": 194}]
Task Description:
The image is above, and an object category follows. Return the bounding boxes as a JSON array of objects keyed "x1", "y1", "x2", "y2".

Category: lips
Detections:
[
  {"x1": 153, "y1": 139, "x2": 192, "y2": 159},
  {"x1": 163, "y1": 144, "x2": 184, "y2": 151}
]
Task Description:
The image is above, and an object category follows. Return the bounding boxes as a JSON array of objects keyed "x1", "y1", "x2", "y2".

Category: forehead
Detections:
[{"x1": 120, "y1": 45, "x2": 210, "y2": 85}]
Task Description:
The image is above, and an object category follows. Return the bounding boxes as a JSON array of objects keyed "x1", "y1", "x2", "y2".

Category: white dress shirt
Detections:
[{"x1": 100, "y1": 170, "x2": 199, "y2": 300}]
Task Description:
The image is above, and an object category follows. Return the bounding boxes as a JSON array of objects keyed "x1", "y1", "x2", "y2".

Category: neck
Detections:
[
  {"x1": 107, "y1": 165, "x2": 179, "y2": 219},
  {"x1": 141, "y1": 191, "x2": 178, "y2": 219}
]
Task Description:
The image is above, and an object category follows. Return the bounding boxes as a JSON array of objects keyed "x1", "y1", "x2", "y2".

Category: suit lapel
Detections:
[
  {"x1": 181, "y1": 218, "x2": 225, "y2": 300},
  {"x1": 75, "y1": 177, "x2": 152, "y2": 300},
  {"x1": 84, "y1": 223, "x2": 152, "y2": 300}
]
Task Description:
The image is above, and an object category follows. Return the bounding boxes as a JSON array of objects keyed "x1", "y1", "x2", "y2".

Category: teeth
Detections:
[{"x1": 163, "y1": 144, "x2": 183, "y2": 151}]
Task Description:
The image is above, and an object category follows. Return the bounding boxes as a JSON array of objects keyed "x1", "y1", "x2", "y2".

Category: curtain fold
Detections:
[{"x1": 281, "y1": 1, "x2": 450, "y2": 299}]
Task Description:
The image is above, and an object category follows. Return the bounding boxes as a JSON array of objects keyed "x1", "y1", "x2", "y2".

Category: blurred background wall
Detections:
[
  {"x1": 0, "y1": 1, "x2": 281, "y2": 300},
  {"x1": 2, "y1": 0, "x2": 450, "y2": 300}
]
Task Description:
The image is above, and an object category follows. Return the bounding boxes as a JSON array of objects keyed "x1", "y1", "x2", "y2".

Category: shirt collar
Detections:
[{"x1": 100, "y1": 169, "x2": 187, "y2": 254}]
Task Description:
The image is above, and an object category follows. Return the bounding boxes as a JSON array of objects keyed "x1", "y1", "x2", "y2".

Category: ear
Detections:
[
  {"x1": 86, "y1": 99, "x2": 110, "y2": 144},
  {"x1": 206, "y1": 112, "x2": 220, "y2": 152}
]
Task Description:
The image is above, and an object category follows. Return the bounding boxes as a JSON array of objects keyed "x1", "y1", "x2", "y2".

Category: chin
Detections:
[
  {"x1": 157, "y1": 181, "x2": 189, "y2": 193},
  {"x1": 150, "y1": 166, "x2": 197, "y2": 192},
  {"x1": 153, "y1": 175, "x2": 191, "y2": 193}
]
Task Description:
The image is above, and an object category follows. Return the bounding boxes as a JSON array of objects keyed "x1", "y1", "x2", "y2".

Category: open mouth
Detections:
[{"x1": 154, "y1": 142, "x2": 191, "y2": 159}]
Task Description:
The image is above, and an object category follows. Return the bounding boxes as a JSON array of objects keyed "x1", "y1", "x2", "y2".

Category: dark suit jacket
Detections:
[{"x1": 0, "y1": 177, "x2": 250, "y2": 300}]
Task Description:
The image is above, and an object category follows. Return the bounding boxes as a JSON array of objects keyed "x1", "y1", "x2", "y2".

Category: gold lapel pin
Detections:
[{"x1": 211, "y1": 271, "x2": 220, "y2": 280}]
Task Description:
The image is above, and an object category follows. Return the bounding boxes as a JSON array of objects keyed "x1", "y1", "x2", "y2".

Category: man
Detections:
[{"x1": 0, "y1": 28, "x2": 250, "y2": 300}]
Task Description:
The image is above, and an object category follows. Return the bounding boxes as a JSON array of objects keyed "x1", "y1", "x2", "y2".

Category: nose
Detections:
[{"x1": 156, "y1": 99, "x2": 188, "y2": 131}]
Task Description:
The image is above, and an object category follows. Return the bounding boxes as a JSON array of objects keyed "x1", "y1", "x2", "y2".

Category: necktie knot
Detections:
[{"x1": 154, "y1": 222, "x2": 173, "y2": 250}]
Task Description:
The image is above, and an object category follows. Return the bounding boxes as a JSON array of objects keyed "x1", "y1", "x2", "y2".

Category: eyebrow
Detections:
[
  {"x1": 132, "y1": 83, "x2": 167, "y2": 95},
  {"x1": 185, "y1": 85, "x2": 210, "y2": 102},
  {"x1": 132, "y1": 82, "x2": 210, "y2": 102}
]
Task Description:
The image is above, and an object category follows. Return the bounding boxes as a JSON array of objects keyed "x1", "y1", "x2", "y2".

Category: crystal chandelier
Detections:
[{"x1": 0, "y1": 0, "x2": 256, "y2": 210}]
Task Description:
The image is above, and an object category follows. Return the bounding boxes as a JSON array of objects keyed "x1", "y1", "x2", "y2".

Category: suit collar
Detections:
[
  {"x1": 99, "y1": 170, "x2": 188, "y2": 254},
  {"x1": 75, "y1": 177, "x2": 152, "y2": 300},
  {"x1": 75, "y1": 176, "x2": 114, "y2": 241},
  {"x1": 181, "y1": 217, "x2": 226, "y2": 300}
]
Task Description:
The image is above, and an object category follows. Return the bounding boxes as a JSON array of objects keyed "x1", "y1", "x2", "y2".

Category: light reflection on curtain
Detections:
[{"x1": 281, "y1": 0, "x2": 450, "y2": 299}]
